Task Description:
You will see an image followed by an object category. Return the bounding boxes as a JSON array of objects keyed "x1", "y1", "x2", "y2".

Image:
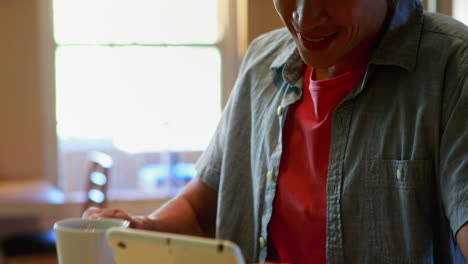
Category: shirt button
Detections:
[
  {"x1": 276, "y1": 106, "x2": 284, "y2": 116},
  {"x1": 266, "y1": 171, "x2": 275, "y2": 182},
  {"x1": 396, "y1": 168, "x2": 402, "y2": 181},
  {"x1": 259, "y1": 236, "x2": 266, "y2": 248}
]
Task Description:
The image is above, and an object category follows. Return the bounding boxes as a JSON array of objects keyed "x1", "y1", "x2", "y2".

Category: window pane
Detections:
[
  {"x1": 56, "y1": 46, "x2": 221, "y2": 152},
  {"x1": 453, "y1": 0, "x2": 468, "y2": 25},
  {"x1": 53, "y1": 0, "x2": 218, "y2": 45}
]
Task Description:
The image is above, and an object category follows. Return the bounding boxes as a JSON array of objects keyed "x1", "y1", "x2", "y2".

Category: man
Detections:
[{"x1": 85, "y1": 0, "x2": 468, "y2": 262}]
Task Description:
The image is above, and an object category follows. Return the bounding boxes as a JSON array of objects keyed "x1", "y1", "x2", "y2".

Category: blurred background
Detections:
[{"x1": 0, "y1": 0, "x2": 466, "y2": 263}]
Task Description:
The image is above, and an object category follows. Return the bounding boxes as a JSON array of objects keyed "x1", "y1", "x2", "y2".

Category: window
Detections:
[
  {"x1": 53, "y1": 0, "x2": 238, "y2": 200},
  {"x1": 453, "y1": 0, "x2": 468, "y2": 25}
]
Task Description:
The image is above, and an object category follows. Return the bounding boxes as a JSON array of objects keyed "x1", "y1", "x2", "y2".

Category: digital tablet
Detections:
[{"x1": 106, "y1": 228, "x2": 246, "y2": 264}]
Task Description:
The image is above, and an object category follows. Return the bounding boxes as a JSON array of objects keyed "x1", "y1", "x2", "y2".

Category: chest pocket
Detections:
[{"x1": 363, "y1": 159, "x2": 435, "y2": 263}]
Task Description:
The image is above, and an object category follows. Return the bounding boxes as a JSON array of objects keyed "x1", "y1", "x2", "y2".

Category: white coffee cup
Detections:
[{"x1": 54, "y1": 218, "x2": 130, "y2": 264}]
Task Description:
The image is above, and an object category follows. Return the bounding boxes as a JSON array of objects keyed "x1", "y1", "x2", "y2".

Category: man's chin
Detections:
[{"x1": 300, "y1": 57, "x2": 337, "y2": 69}]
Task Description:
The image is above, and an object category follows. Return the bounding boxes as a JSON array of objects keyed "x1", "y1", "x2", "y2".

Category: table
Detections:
[{"x1": 0, "y1": 180, "x2": 65, "y2": 218}]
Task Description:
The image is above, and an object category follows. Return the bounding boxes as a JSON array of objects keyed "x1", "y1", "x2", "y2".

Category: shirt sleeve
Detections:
[
  {"x1": 194, "y1": 50, "x2": 249, "y2": 191},
  {"x1": 194, "y1": 35, "x2": 263, "y2": 191},
  {"x1": 440, "y1": 69, "x2": 468, "y2": 235},
  {"x1": 194, "y1": 96, "x2": 232, "y2": 191}
]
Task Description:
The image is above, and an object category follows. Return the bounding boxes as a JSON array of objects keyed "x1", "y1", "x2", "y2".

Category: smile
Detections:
[
  {"x1": 297, "y1": 32, "x2": 338, "y2": 51},
  {"x1": 301, "y1": 32, "x2": 337, "y2": 43}
]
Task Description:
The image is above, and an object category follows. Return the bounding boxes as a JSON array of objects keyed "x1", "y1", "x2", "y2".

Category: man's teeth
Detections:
[
  {"x1": 305, "y1": 36, "x2": 326, "y2": 42},
  {"x1": 303, "y1": 34, "x2": 334, "y2": 43}
]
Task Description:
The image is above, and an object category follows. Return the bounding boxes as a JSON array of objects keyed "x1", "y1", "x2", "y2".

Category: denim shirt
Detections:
[{"x1": 195, "y1": 0, "x2": 468, "y2": 263}]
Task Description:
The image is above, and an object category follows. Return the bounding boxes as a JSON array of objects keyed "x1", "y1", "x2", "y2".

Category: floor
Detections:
[{"x1": 4, "y1": 254, "x2": 57, "y2": 264}]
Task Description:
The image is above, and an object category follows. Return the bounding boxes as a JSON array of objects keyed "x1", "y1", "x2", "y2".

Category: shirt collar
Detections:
[
  {"x1": 270, "y1": 0, "x2": 424, "y2": 73},
  {"x1": 270, "y1": 39, "x2": 298, "y2": 70},
  {"x1": 370, "y1": 0, "x2": 424, "y2": 71}
]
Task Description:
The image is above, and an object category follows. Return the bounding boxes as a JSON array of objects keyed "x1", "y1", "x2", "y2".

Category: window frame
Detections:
[{"x1": 38, "y1": 0, "x2": 241, "y2": 194}]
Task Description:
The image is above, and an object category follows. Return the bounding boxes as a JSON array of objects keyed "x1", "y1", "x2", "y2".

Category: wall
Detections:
[
  {"x1": 237, "y1": 0, "x2": 284, "y2": 56},
  {"x1": 0, "y1": 1, "x2": 42, "y2": 181},
  {"x1": 0, "y1": 0, "x2": 57, "y2": 184}
]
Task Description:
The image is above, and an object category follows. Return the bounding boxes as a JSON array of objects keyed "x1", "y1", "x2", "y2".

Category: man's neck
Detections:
[{"x1": 314, "y1": 2, "x2": 394, "y2": 81}]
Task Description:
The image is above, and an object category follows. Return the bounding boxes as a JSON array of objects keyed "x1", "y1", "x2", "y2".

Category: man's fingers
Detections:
[
  {"x1": 82, "y1": 207, "x2": 101, "y2": 219},
  {"x1": 82, "y1": 207, "x2": 132, "y2": 222},
  {"x1": 81, "y1": 208, "x2": 153, "y2": 231}
]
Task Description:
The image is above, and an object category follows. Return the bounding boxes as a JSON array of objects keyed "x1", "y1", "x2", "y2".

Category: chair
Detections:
[
  {"x1": 1, "y1": 151, "x2": 113, "y2": 263},
  {"x1": 83, "y1": 151, "x2": 113, "y2": 213}
]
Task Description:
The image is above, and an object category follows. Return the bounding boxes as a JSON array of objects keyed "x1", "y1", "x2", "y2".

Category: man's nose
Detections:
[{"x1": 292, "y1": 0, "x2": 328, "y2": 29}]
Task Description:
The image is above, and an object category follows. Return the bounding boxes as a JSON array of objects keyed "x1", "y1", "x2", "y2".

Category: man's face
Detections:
[{"x1": 273, "y1": 0, "x2": 389, "y2": 69}]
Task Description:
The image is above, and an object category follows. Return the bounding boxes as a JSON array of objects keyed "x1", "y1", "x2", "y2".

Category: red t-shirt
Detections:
[{"x1": 267, "y1": 65, "x2": 367, "y2": 264}]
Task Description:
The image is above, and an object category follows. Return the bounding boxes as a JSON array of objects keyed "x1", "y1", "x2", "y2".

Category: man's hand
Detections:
[
  {"x1": 456, "y1": 221, "x2": 468, "y2": 261},
  {"x1": 82, "y1": 207, "x2": 155, "y2": 230},
  {"x1": 83, "y1": 177, "x2": 218, "y2": 237}
]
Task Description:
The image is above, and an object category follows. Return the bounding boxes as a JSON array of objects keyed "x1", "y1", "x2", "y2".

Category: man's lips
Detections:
[
  {"x1": 296, "y1": 31, "x2": 338, "y2": 51},
  {"x1": 299, "y1": 32, "x2": 338, "y2": 43}
]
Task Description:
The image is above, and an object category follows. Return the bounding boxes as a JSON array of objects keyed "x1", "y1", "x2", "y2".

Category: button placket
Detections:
[{"x1": 326, "y1": 104, "x2": 352, "y2": 263}]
